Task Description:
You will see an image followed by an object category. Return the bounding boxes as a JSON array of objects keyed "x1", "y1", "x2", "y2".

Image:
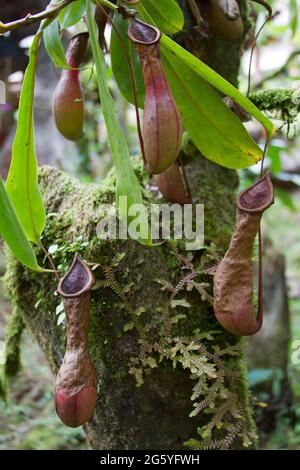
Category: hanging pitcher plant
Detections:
[
  {"x1": 128, "y1": 18, "x2": 183, "y2": 174},
  {"x1": 52, "y1": 32, "x2": 89, "y2": 141},
  {"x1": 214, "y1": 173, "x2": 274, "y2": 336},
  {"x1": 0, "y1": 0, "x2": 278, "y2": 431},
  {"x1": 55, "y1": 254, "x2": 98, "y2": 427}
]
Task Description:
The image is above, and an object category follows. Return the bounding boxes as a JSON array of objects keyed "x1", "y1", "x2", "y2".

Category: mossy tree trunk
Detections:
[{"x1": 4, "y1": 1, "x2": 257, "y2": 449}]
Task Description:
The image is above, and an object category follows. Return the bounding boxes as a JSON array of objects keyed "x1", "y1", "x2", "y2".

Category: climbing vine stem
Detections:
[
  {"x1": 39, "y1": 241, "x2": 60, "y2": 281},
  {"x1": 247, "y1": 1, "x2": 274, "y2": 97},
  {"x1": 0, "y1": 0, "x2": 75, "y2": 33}
]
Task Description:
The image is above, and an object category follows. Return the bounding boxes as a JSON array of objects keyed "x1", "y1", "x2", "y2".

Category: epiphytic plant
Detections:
[
  {"x1": 53, "y1": 32, "x2": 89, "y2": 141},
  {"x1": 213, "y1": 172, "x2": 274, "y2": 336},
  {"x1": 0, "y1": 0, "x2": 276, "y2": 435},
  {"x1": 0, "y1": 0, "x2": 270, "y2": 258},
  {"x1": 155, "y1": 162, "x2": 191, "y2": 204},
  {"x1": 200, "y1": 0, "x2": 244, "y2": 41},
  {"x1": 55, "y1": 253, "x2": 98, "y2": 427},
  {"x1": 128, "y1": 18, "x2": 183, "y2": 174},
  {"x1": 95, "y1": 5, "x2": 110, "y2": 49}
]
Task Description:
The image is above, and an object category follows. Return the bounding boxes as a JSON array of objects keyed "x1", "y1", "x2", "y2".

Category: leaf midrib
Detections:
[{"x1": 162, "y1": 51, "x2": 259, "y2": 166}]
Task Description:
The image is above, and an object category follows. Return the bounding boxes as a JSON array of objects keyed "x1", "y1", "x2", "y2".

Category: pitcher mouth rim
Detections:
[
  {"x1": 236, "y1": 171, "x2": 274, "y2": 213},
  {"x1": 57, "y1": 253, "x2": 95, "y2": 298},
  {"x1": 128, "y1": 18, "x2": 162, "y2": 46}
]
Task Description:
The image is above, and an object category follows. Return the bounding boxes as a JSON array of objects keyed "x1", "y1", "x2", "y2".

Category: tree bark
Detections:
[
  {"x1": 246, "y1": 242, "x2": 294, "y2": 440},
  {"x1": 4, "y1": 1, "x2": 257, "y2": 450}
]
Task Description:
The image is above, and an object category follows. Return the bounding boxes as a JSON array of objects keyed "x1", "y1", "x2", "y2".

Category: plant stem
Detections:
[
  {"x1": 253, "y1": 49, "x2": 300, "y2": 90},
  {"x1": 95, "y1": 1, "x2": 145, "y2": 162},
  {"x1": 93, "y1": 0, "x2": 137, "y2": 19},
  {"x1": 39, "y1": 241, "x2": 60, "y2": 281},
  {"x1": 94, "y1": 0, "x2": 117, "y2": 11},
  {"x1": 0, "y1": 0, "x2": 75, "y2": 33},
  {"x1": 0, "y1": 0, "x2": 135, "y2": 34}
]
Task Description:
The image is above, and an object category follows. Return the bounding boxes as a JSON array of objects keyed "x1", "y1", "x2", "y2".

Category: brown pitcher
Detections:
[{"x1": 213, "y1": 172, "x2": 274, "y2": 336}]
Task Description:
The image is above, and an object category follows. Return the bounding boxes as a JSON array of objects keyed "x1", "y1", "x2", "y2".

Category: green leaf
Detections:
[
  {"x1": 275, "y1": 188, "x2": 297, "y2": 212},
  {"x1": 0, "y1": 179, "x2": 42, "y2": 271},
  {"x1": 248, "y1": 368, "x2": 277, "y2": 387},
  {"x1": 6, "y1": 34, "x2": 46, "y2": 245},
  {"x1": 268, "y1": 144, "x2": 282, "y2": 174},
  {"x1": 110, "y1": 12, "x2": 145, "y2": 108},
  {"x1": 136, "y1": 0, "x2": 184, "y2": 34},
  {"x1": 59, "y1": 0, "x2": 86, "y2": 29},
  {"x1": 289, "y1": 0, "x2": 298, "y2": 37},
  {"x1": 133, "y1": 3, "x2": 273, "y2": 137},
  {"x1": 161, "y1": 35, "x2": 274, "y2": 138},
  {"x1": 162, "y1": 48, "x2": 263, "y2": 169},
  {"x1": 43, "y1": 18, "x2": 69, "y2": 69},
  {"x1": 86, "y1": 1, "x2": 151, "y2": 245}
]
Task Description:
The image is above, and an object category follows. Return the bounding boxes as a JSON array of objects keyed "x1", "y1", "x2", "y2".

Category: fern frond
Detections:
[{"x1": 102, "y1": 265, "x2": 126, "y2": 300}]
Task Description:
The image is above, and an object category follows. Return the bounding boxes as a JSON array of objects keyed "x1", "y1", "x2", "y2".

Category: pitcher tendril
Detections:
[
  {"x1": 247, "y1": 0, "x2": 274, "y2": 97},
  {"x1": 55, "y1": 254, "x2": 98, "y2": 428}
]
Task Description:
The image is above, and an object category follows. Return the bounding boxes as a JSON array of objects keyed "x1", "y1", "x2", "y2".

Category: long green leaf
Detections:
[
  {"x1": 6, "y1": 34, "x2": 46, "y2": 245},
  {"x1": 43, "y1": 18, "x2": 69, "y2": 69},
  {"x1": 59, "y1": 0, "x2": 86, "y2": 28},
  {"x1": 134, "y1": 3, "x2": 274, "y2": 137},
  {"x1": 86, "y1": 1, "x2": 151, "y2": 245},
  {"x1": 110, "y1": 11, "x2": 145, "y2": 108},
  {"x1": 162, "y1": 49, "x2": 262, "y2": 168},
  {"x1": 136, "y1": 0, "x2": 184, "y2": 35},
  {"x1": 0, "y1": 180, "x2": 43, "y2": 271},
  {"x1": 161, "y1": 35, "x2": 274, "y2": 137},
  {"x1": 110, "y1": 2, "x2": 264, "y2": 168},
  {"x1": 289, "y1": 0, "x2": 298, "y2": 37}
]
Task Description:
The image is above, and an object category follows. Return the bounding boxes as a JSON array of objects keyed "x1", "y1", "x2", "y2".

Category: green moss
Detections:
[
  {"x1": 4, "y1": 154, "x2": 255, "y2": 449},
  {"x1": 3, "y1": 307, "x2": 25, "y2": 377},
  {"x1": 0, "y1": 366, "x2": 7, "y2": 401},
  {"x1": 249, "y1": 88, "x2": 300, "y2": 123},
  {"x1": 238, "y1": 0, "x2": 253, "y2": 38},
  {"x1": 204, "y1": 0, "x2": 252, "y2": 86},
  {"x1": 0, "y1": 295, "x2": 25, "y2": 401},
  {"x1": 181, "y1": 135, "x2": 239, "y2": 253}
]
